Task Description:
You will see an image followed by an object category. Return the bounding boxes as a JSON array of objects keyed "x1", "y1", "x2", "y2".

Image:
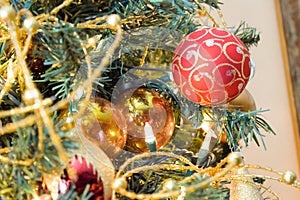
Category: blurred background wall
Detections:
[
  {"x1": 279, "y1": 0, "x2": 300, "y2": 132},
  {"x1": 221, "y1": 0, "x2": 300, "y2": 199}
]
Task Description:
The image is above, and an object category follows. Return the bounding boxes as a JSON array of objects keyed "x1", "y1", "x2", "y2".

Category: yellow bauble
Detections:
[
  {"x1": 227, "y1": 89, "x2": 256, "y2": 112},
  {"x1": 114, "y1": 87, "x2": 176, "y2": 153},
  {"x1": 80, "y1": 97, "x2": 127, "y2": 159}
]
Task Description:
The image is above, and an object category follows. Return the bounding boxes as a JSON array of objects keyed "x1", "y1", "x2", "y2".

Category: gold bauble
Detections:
[
  {"x1": 112, "y1": 178, "x2": 127, "y2": 190},
  {"x1": 114, "y1": 87, "x2": 175, "y2": 153},
  {"x1": 282, "y1": 170, "x2": 297, "y2": 185},
  {"x1": 227, "y1": 89, "x2": 256, "y2": 112},
  {"x1": 80, "y1": 97, "x2": 127, "y2": 159}
]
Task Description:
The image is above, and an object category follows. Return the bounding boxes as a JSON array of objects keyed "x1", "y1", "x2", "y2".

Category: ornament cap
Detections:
[{"x1": 0, "y1": 5, "x2": 16, "y2": 21}]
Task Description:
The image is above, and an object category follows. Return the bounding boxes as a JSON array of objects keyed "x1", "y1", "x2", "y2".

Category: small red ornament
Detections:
[
  {"x1": 172, "y1": 27, "x2": 252, "y2": 106},
  {"x1": 59, "y1": 156, "x2": 105, "y2": 200}
]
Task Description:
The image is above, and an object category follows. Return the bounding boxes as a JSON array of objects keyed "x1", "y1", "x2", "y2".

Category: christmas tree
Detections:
[{"x1": 0, "y1": 0, "x2": 299, "y2": 199}]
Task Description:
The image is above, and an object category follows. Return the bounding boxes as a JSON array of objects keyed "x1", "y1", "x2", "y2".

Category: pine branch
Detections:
[
  {"x1": 34, "y1": 22, "x2": 87, "y2": 99},
  {"x1": 174, "y1": 95, "x2": 274, "y2": 151},
  {"x1": 217, "y1": 109, "x2": 275, "y2": 150},
  {"x1": 58, "y1": 183, "x2": 94, "y2": 200},
  {"x1": 25, "y1": 0, "x2": 227, "y2": 101},
  {"x1": 0, "y1": 112, "x2": 78, "y2": 199},
  {"x1": 233, "y1": 21, "x2": 261, "y2": 49}
]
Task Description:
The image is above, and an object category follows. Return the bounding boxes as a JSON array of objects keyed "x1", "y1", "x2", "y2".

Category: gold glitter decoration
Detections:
[
  {"x1": 111, "y1": 151, "x2": 300, "y2": 200},
  {"x1": 230, "y1": 167, "x2": 263, "y2": 200}
]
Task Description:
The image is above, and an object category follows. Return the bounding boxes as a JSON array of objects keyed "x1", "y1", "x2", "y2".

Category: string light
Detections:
[{"x1": 144, "y1": 122, "x2": 157, "y2": 152}]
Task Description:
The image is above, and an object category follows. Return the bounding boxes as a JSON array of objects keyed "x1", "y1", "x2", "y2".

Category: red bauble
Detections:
[
  {"x1": 59, "y1": 156, "x2": 105, "y2": 200},
  {"x1": 172, "y1": 27, "x2": 252, "y2": 106}
]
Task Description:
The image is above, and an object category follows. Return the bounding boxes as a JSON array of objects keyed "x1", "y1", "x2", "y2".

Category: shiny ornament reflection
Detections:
[
  {"x1": 114, "y1": 88, "x2": 175, "y2": 153},
  {"x1": 80, "y1": 97, "x2": 127, "y2": 159}
]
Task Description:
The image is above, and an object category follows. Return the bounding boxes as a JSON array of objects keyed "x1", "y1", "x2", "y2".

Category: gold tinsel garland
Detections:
[
  {"x1": 0, "y1": 1, "x2": 122, "y2": 199},
  {"x1": 112, "y1": 151, "x2": 300, "y2": 200}
]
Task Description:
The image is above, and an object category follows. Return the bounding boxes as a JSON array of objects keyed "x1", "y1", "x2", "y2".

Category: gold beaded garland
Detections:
[
  {"x1": 107, "y1": 14, "x2": 121, "y2": 27},
  {"x1": 23, "y1": 88, "x2": 40, "y2": 105},
  {"x1": 23, "y1": 17, "x2": 39, "y2": 33},
  {"x1": 282, "y1": 170, "x2": 297, "y2": 185},
  {"x1": 163, "y1": 179, "x2": 179, "y2": 192},
  {"x1": 111, "y1": 151, "x2": 300, "y2": 200},
  {"x1": 0, "y1": 5, "x2": 16, "y2": 21},
  {"x1": 227, "y1": 152, "x2": 243, "y2": 166},
  {"x1": 112, "y1": 178, "x2": 128, "y2": 190}
]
